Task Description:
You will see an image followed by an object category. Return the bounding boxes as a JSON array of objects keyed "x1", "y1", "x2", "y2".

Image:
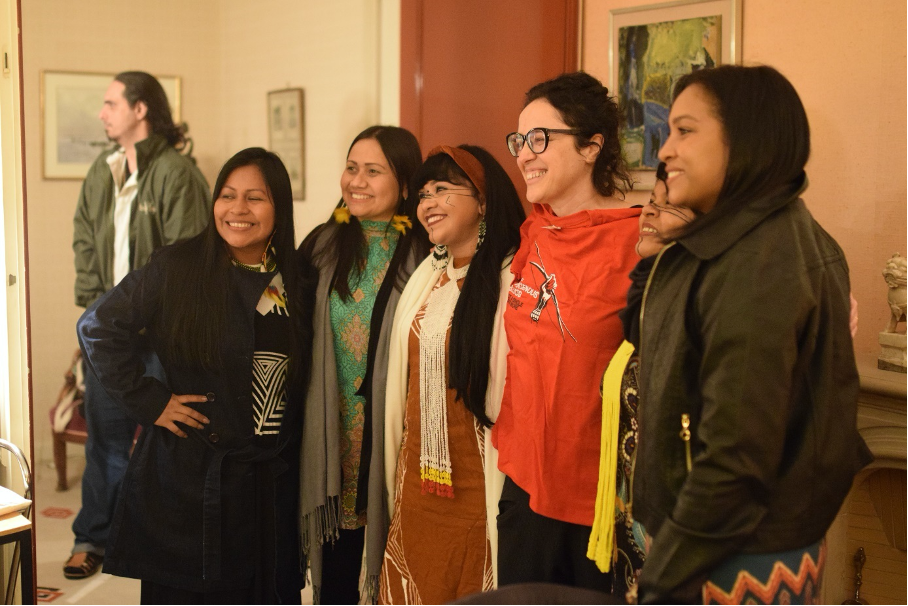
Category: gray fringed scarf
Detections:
[{"x1": 300, "y1": 224, "x2": 416, "y2": 604}]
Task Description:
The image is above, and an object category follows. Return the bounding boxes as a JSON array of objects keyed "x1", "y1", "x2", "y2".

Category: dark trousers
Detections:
[
  {"x1": 497, "y1": 476, "x2": 614, "y2": 593},
  {"x1": 319, "y1": 526, "x2": 365, "y2": 605},
  {"x1": 72, "y1": 352, "x2": 164, "y2": 555}
]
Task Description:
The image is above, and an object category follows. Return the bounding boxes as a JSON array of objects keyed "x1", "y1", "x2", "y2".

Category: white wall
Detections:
[
  {"x1": 216, "y1": 0, "x2": 387, "y2": 240},
  {"x1": 21, "y1": 0, "x2": 391, "y2": 462}
]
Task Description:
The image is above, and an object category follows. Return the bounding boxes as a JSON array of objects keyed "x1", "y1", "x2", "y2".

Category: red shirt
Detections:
[{"x1": 493, "y1": 203, "x2": 641, "y2": 526}]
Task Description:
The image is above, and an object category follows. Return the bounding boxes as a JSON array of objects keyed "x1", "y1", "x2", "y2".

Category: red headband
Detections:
[{"x1": 427, "y1": 145, "x2": 486, "y2": 202}]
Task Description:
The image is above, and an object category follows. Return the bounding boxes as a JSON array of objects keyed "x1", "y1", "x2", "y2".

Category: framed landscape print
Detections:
[
  {"x1": 267, "y1": 88, "x2": 305, "y2": 201},
  {"x1": 41, "y1": 71, "x2": 181, "y2": 179}
]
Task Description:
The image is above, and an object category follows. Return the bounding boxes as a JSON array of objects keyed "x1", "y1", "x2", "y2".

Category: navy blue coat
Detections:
[{"x1": 78, "y1": 245, "x2": 307, "y2": 599}]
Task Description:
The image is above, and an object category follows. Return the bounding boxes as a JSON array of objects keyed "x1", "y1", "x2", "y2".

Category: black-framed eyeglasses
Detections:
[{"x1": 506, "y1": 127, "x2": 582, "y2": 157}]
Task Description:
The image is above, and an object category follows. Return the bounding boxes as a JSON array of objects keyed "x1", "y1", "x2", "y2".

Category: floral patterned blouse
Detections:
[{"x1": 329, "y1": 220, "x2": 398, "y2": 528}]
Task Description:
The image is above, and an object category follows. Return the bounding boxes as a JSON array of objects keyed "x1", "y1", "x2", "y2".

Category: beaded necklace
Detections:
[
  {"x1": 418, "y1": 260, "x2": 470, "y2": 498},
  {"x1": 230, "y1": 248, "x2": 286, "y2": 313},
  {"x1": 231, "y1": 255, "x2": 277, "y2": 273}
]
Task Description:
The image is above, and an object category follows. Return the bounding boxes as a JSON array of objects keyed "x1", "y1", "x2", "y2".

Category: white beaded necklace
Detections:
[{"x1": 418, "y1": 260, "x2": 469, "y2": 498}]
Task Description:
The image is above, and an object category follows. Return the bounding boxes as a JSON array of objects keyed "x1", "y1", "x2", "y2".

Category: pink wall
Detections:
[{"x1": 583, "y1": 0, "x2": 907, "y2": 358}]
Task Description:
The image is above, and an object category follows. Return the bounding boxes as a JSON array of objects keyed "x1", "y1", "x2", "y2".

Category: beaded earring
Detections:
[
  {"x1": 391, "y1": 214, "x2": 412, "y2": 235},
  {"x1": 476, "y1": 217, "x2": 487, "y2": 251},
  {"x1": 333, "y1": 202, "x2": 351, "y2": 224}
]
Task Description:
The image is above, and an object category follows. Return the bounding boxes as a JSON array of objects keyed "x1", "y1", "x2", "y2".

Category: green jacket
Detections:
[{"x1": 73, "y1": 134, "x2": 211, "y2": 307}]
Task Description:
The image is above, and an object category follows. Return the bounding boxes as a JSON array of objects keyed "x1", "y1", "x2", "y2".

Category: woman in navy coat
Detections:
[{"x1": 78, "y1": 148, "x2": 314, "y2": 604}]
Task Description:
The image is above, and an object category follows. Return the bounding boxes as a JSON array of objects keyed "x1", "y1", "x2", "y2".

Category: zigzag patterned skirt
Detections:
[{"x1": 702, "y1": 539, "x2": 825, "y2": 605}]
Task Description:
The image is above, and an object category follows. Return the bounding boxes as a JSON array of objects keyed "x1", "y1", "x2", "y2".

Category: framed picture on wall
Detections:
[
  {"x1": 267, "y1": 88, "x2": 305, "y2": 201},
  {"x1": 602, "y1": 0, "x2": 742, "y2": 187},
  {"x1": 40, "y1": 71, "x2": 181, "y2": 180}
]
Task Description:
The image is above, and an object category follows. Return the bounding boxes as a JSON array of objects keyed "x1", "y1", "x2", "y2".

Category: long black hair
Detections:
[
  {"x1": 415, "y1": 145, "x2": 525, "y2": 427},
  {"x1": 525, "y1": 71, "x2": 633, "y2": 196},
  {"x1": 158, "y1": 148, "x2": 310, "y2": 389},
  {"x1": 672, "y1": 65, "x2": 810, "y2": 238},
  {"x1": 115, "y1": 71, "x2": 186, "y2": 148},
  {"x1": 309, "y1": 125, "x2": 429, "y2": 300}
]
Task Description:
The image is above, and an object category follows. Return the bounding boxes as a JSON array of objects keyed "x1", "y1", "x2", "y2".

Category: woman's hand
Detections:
[
  {"x1": 849, "y1": 292, "x2": 859, "y2": 338},
  {"x1": 155, "y1": 394, "x2": 211, "y2": 438}
]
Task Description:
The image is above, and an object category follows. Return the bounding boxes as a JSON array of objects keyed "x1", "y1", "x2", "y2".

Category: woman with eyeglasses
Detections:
[
  {"x1": 299, "y1": 126, "x2": 430, "y2": 604},
  {"x1": 633, "y1": 65, "x2": 869, "y2": 604},
  {"x1": 379, "y1": 145, "x2": 525, "y2": 604},
  {"x1": 493, "y1": 71, "x2": 641, "y2": 594}
]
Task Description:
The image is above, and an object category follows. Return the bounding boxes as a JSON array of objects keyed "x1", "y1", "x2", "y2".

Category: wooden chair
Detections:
[
  {"x1": 49, "y1": 349, "x2": 141, "y2": 491},
  {"x1": 49, "y1": 350, "x2": 88, "y2": 492}
]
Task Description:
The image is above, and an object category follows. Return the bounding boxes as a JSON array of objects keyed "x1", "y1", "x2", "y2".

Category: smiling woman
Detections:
[
  {"x1": 657, "y1": 84, "x2": 729, "y2": 214},
  {"x1": 214, "y1": 164, "x2": 276, "y2": 265},
  {"x1": 75, "y1": 147, "x2": 314, "y2": 603},
  {"x1": 299, "y1": 126, "x2": 430, "y2": 604},
  {"x1": 634, "y1": 65, "x2": 871, "y2": 604},
  {"x1": 381, "y1": 144, "x2": 525, "y2": 603},
  {"x1": 635, "y1": 162, "x2": 696, "y2": 258},
  {"x1": 341, "y1": 138, "x2": 401, "y2": 222},
  {"x1": 417, "y1": 177, "x2": 484, "y2": 258},
  {"x1": 494, "y1": 72, "x2": 643, "y2": 597}
]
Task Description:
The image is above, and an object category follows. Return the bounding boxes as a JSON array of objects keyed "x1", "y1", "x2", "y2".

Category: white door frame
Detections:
[{"x1": 0, "y1": 0, "x2": 33, "y2": 494}]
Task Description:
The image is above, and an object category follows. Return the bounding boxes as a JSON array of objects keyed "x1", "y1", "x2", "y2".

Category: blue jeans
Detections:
[{"x1": 71, "y1": 351, "x2": 165, "y2": 556}]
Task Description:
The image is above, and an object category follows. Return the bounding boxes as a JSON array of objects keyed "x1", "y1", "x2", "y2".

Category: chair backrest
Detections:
[{"x1": 50, "y1": 349, "x2": 85, "y2": 433}]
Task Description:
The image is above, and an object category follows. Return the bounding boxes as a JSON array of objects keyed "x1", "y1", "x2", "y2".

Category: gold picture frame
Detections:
[
  {"x1": 267, "y1": 88, "x2": 305, "y2": 201},
  {"x1": 583, "y1": 0, "x2": 742, "y2": 189},
  {"x1": 41, "y1": 70, "x2": 182, "y2": 180}
]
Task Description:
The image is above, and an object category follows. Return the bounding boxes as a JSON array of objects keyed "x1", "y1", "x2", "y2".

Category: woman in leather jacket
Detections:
[{"x1": 633, "y1": 65, "x2": 871, "y2": 604}]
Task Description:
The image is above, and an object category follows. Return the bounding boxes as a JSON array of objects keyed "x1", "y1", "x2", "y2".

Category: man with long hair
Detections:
[{"x1": 66, "y1": 71, "x2": 210, "y2": 580}]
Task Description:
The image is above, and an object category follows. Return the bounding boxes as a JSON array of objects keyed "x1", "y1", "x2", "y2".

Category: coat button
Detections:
[
  {"x1": 206, "y1": 392, "x2": 216, "y2": 402},
  {"x1": 208, "y1": 433, "x2": 220, "y2": 443}
]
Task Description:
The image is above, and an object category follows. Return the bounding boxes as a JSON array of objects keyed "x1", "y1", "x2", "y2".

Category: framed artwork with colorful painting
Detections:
[{"x1": 608, "y1": 0, "x2": 742, "y2": 186}]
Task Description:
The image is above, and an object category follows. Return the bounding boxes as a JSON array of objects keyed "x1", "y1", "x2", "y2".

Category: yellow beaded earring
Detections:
[
  {"x1": 390, "y1": 214, "x2": 412, "y2": 234},
  {"x1": 333, "y1": 202, "x2": 351, "y2": 224}
]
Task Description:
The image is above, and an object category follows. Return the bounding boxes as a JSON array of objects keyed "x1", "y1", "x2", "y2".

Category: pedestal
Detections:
[{"x1": 878, "y1": 331, "x2": 907, "y2": 373}]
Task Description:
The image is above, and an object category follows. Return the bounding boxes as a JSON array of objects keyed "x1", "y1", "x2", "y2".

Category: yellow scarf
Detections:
[{"x1": 587, "y1": 339, "x2": 636, "y2": 572}]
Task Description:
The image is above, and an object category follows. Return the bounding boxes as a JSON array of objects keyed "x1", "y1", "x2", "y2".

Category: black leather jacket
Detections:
[{"x1": 633, "y1": 179, "x2": 871, "y2": 603}]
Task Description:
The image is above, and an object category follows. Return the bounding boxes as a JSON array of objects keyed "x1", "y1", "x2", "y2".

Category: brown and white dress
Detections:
[{"x1": 379, "y1": 261, "x2": 493, "y2": 604}]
